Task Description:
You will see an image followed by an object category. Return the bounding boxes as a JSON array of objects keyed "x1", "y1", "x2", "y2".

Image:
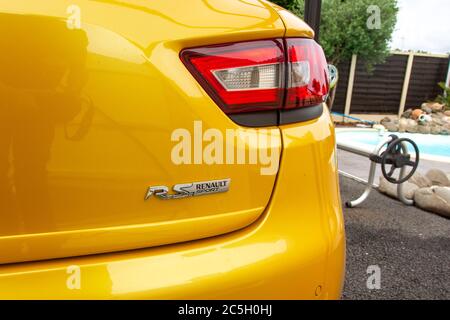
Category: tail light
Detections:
[
  {"x1": 181, "y1": 38, "x2": 329, "y2": 116},
  {"x1": 285, "y1": 38, "x2": 330, "y2": 109},
  {"x1": 181, "y1": 40, "x2": 285, "y2": 114}
]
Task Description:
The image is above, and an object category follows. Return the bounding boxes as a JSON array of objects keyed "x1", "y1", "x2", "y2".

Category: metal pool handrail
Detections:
[{"x1": 338, "y1": 135, "x2": 418, "y2": 207}]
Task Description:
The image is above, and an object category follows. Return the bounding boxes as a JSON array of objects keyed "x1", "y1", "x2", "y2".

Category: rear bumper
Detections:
[{"x1": 0, "y1": 107, "x2": 345, "y2": 299}]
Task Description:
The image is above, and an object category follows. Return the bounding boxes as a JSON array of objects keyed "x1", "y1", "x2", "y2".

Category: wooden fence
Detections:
[{"x1": 332, "y1": 52, "x2": 450, "y2": 116}]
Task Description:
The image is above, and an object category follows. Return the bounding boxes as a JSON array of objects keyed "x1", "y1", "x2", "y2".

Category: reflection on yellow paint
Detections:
[{"x1": 108, "y1": 240, "x2": 287, "y2": 294}]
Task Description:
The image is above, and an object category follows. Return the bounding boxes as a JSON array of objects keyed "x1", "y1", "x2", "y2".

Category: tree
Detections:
[
  {"x1": 271, "y1": 0, "x2": 303, "y2": 12},
  {"x1": 271, "y1": 0, "x2": 398, "y2": 69}
]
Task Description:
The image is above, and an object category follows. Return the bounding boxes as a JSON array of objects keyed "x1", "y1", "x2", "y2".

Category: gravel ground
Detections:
[{"x1": 340, "y1": 175, "x2": 450, "y2": 300}]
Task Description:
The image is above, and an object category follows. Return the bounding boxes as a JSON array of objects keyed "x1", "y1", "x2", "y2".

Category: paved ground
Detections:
[{"x1": 340, "y1": 175, "x2": 450, "y2": 300}]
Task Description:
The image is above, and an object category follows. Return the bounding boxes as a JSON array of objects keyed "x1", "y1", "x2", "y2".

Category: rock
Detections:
[
  {"x1": 445, "y1": 110, "x2": 450, "y2": 117},
  {"x1": 425, "y1": 169, "x2": 450, "y2": 187},
  {"x1": 431, "y1": 117, "x2": 444, "y2": 126},
  {"x1": 441, "y1": 125, "x2": 450, "y2": 135},
  {"x1": 430, "y1": 124, "x2": 442, "y2": 135},
  {"x1": 414, "y1": 187, "x2": 450, "y2": 218},
  {"x1": 401, "y1": 109, "x2": 413, "y2": 119},
  {"x1": 411, "y1": 109, "x2": 423, "y2": 120},
  {"x1": 398, "y1": 118, "x2": 408, "y2": 133},
  {"x1": 380, "y1": 117, "x2": 392, "y2": 125},
  {"x1": 384, "y1": 122, "x2": 399, "y2": 132},
  {"x1": 431, "y1": 103, "x2": 445, "y2": 113},
  {"x1": 406, "y1": 127, "x2": 419, "y2": 134},
  {"x1": 372, "y1": 124, "x2": 386, "y2": 133},
  {"x1": 379, "y1": 176, "x2": 418, "y2": 200},
  {"x1": 431, "y1": 111, "x2": 445, "y2": 119},
  {"x1": 409, "y1": 172, "x2": 432, "y2": 188},
  {"x1": 423, "y1": 102, "x2": 445, "y2": 113},
  {"x1": 405, "y1": 119, "x2": 418, "y2": 133},
  {"x1": 417, "y1": 124, "x2": 431, "y2": 134},
  {"x1": 403, "y1": 182, "x2": 420, "y2": 200},
  {"x1": 421, "y1": 104, "x2": 432, "y2": 114}
]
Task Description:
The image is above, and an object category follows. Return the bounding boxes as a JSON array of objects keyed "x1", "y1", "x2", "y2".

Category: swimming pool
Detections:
[{"x1": 335, "y1": 128, "x2": 450, "y2": 163}]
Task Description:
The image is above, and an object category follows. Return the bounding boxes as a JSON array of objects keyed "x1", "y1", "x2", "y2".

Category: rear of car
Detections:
[{"x1": 0, "y1": 0, "x2": 345, "y2": 299}]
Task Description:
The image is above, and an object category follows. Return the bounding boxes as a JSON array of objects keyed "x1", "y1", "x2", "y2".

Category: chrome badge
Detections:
[{"x1": 145, "y1": 178, "x2": 231, "y2": 200}]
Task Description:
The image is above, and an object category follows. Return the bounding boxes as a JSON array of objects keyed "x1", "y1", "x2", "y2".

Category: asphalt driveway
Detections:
[{"x1": 340, "y1": 175, "x2": 450, "y2": 300}]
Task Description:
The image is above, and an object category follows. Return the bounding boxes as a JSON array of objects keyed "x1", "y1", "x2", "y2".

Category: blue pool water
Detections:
[{"x1": 336, "y1": 129, "x2": 450, "y2": 159}]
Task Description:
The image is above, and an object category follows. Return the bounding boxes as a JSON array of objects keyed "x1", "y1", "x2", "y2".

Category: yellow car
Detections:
[{"x1": 0, "y1": 0, "x2": 345, "y2": 299}]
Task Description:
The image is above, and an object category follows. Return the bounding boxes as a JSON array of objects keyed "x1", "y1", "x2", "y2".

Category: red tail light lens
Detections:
[
  {"x1": 180, "y1": 38, "x2": 329, "y2": 115},
  {"x1": 181, "y1": 39, "x2": 285, "y2": 114},
  {"x1": 285, "y1": 38, "x2": 330, "y2": 109}
]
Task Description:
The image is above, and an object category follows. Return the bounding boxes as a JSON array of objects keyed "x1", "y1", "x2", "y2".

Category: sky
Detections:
[{"x1": 390, "y1": 0, "x2": 450, "y2": 54}]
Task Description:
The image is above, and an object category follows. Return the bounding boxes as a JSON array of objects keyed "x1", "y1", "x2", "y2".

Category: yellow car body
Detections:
[{"x1": 0, "y1": 0, "x2": 345, "y2": 299}]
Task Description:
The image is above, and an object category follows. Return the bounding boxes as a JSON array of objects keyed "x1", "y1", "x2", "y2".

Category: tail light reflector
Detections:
[
  {"x1": 181, "y1": 40, "x2": 284, "y2": 114},
  {"x1": 181, "y1": 38, "x2": 329, "y2": 115},
  {"x1": 285, "y1": 38, "x2": 330, "y2": 109}
]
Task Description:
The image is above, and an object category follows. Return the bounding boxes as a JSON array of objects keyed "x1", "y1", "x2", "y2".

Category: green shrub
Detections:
[
  {"x1": 270, "y1": 0, "x2": 398, "y2": 70},
  {"x1": 436, "y1": 82, "x2": 450, "y2": 110}
]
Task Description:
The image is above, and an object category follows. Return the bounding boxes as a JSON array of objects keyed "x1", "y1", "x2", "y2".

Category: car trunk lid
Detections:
[{"x1": 0, "y1": 0, "x2": 286, "y2": 264}]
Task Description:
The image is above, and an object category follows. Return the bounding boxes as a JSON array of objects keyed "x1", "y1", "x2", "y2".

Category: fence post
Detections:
[
  {"x1": 304, "y1": 0, "x2": 322, "y2": 42},
  {"x1": 344, "y1": 54, "x2": 357, "y2": 122},
  {"x1": 445, "y1": 55, "x2": 450, "y2": 89},
  {"x1": 398, "y1": 52, "x2": 415, "y2": 117}
]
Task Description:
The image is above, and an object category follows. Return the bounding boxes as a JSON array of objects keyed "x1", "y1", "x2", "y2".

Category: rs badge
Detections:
[{"x1": 145, "y1": 179, "x2": 231, "y2": 200}]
